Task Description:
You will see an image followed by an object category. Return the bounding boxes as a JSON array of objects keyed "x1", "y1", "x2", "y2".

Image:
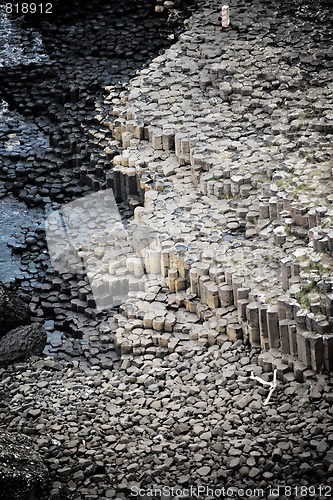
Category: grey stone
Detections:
[
  {"x1": 234, "y1": 394, "x2": 253, "y2": 409},
  {"x1": 197, "y1": 466, "x2": 210, "y2": 476},
  {"x1": 212, "y1": 442, "x2": 223, "y2": 453},
  {"x1": 316, "y1": 439, "x2": 328, "y2": 454},
  {"x1": 249, "y1": 467, "x2": 261, "y2": 478},
  {"x1": 229, "y1": 458, "x2": 242, "y2": 469},
  {"x1": 323, "y1": 451, "x2": 333, "y2": 466},
  {"x1": 277, "y1": 403, "x2": 291, "y2": 413}
]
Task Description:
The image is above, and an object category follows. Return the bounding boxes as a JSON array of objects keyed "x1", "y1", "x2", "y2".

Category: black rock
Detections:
[
  {"x1": 0, "y1": 286, "x2": 30, "y2": 337},
  {"x1": 0, "y1": 429, "x2": 49, "y2": 500},
  {"x1": 0, "y1": 323, "x2": 47, "y2": 365}
]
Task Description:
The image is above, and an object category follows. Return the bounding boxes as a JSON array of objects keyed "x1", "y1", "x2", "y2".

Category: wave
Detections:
[{"x1": 0, "y1": 6, "x2": 49, "y2": 67}]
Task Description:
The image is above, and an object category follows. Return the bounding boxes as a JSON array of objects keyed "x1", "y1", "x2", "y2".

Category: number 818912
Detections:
[{"x1": 5, "y1": 3, "x2": 53, "y2": 14}]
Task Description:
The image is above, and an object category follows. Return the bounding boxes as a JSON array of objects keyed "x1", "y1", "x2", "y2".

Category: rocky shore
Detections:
[
  {"x1": 0, "y1": 0, "x2": 333, "y2": 499},
  {"x1": 0, "y1": 0, "x2": 192, "y2": 368},
  {"x1": 1, "y1": 342, "x2": 333, "y2": 500}
]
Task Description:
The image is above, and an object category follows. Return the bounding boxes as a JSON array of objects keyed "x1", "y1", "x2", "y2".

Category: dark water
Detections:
[
  {"x1": 0, "y1": 5, "x2": 47, "y2": 281},
  {"x1": 0, "y1": 0, "x2": 180, "y2": 285},
  {"x1": 0, "y1": 197, "x2": 42, "y2": 282},
  {"x1": 0, "y1": 4, "x2": 48, "y2": 68}
]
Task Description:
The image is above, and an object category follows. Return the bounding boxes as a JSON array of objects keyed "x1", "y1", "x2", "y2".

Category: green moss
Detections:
[
  {"x1": 297, "y1": 112, "x2": 307, "y2": 121},
  {"x1": 304, "y1": 260, "x2": 324, "y2": 275},
  {"x1": 308, "y1": 168, "x2": 321, "y2": 178},
  {"x1": 295, "y1": 279, "x2": 316, "y2": 310},
  {"x1": 291, "y1": 186, "x2": 316, "y2": 199},
  {"x1": 219, "y1": 193, "x2": 237, "y2": 200},
  {"x1": 291, "y1": 182, "x2": 306, "y2": 195}
]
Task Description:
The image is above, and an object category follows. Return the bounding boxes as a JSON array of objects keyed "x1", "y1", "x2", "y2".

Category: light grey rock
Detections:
[{"x1": 197, "y1": 466, "x2": 210, "y2": 476}]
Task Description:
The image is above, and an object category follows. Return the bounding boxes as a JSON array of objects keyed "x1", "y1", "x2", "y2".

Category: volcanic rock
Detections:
[
  {"x1": 0, "y1": 286, "x2": 30, "y2": 337},
  {"x1": 0, "y1": 323, "x2": 47, "y2": 365},
  {"x1": 0, "y1": 429, "x2": 49, "y2": 500}
]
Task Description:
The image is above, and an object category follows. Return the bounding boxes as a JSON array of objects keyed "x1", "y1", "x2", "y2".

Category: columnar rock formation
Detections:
[{"x1": 86, "y1": 0, "x2": 333, "y2": 379}]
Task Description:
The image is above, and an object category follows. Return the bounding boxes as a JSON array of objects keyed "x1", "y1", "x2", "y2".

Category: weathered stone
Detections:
[{"x1": 267, "y1": 305, "x2": 280, "y2": 349}]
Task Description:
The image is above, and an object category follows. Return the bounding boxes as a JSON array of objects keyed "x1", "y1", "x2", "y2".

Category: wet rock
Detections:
[
  {"x1": 0, "y1": 429, "x2": 49, "y2": 500},
  {"x1": 0, "y1": 323, "x2": 47, "y2": 365}
]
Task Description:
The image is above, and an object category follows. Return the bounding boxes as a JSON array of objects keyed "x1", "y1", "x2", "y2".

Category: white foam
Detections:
[
  {"x1": 0, "y1": 99, "x2": 9, "y2": 115},
  {"x1": 0, "y1": 6, "x2": 49, "y2": 67}
]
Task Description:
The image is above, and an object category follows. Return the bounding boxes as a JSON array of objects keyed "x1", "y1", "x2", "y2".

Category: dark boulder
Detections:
[
  {"x1": 0, "y1": 323, "x2": 47, "y2": 365},
  {"x1": 0, "y1": 286, "x2": 30, "y2": 337},
  {"x1": 0, "y1": 429, "x2": 49, "y2": 500}
]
